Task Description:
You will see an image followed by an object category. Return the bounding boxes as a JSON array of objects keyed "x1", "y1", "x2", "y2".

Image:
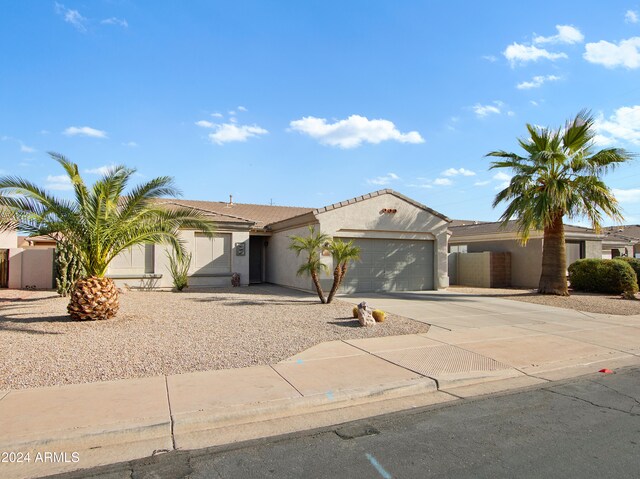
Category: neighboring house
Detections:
[
  {"x1": 77, "y1": 189, "x2": 450, "y2": 293},
  {"x1": 602, "y1": 225, "x2": 640, "y2": 259},
  {"x1": 449, "y1": 220, "x2": 603, "y2": 288}
]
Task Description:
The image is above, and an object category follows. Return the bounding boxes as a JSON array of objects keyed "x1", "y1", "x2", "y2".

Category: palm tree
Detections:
[
  {"x1": 326, "y1": 239, "x2": 360, "y2": 304},
  {"x1": 0, "y1": 153, "x2": 215, "y2": 320},
  {"x1": 487, "y1": 110, "x2": 634, "y2": 295},
  {"x1": 289, "y1": 225, "x2": 330, "y2": 303}
]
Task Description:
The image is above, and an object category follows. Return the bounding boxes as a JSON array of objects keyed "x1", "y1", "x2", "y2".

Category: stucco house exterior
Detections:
[
  {"x1": 448, "y1": 220, "x2": 603, "y2": 288},
  {"x1": 4, "y1": 189, "x2": 448, "y2": 293},
  {"x1": 602, "y1": 225, "x2": 640, "y2": 259}
]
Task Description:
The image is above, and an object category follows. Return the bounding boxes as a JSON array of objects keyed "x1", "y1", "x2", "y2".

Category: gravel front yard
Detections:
[
  {"x1": 0, "y1": 285, "x2": 428, "y2": 390},
  {"x1": 448, "y1": 286, "x2": 640, "y2": 316}
]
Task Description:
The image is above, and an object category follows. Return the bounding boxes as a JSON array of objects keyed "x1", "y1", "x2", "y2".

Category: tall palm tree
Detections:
[
  {"x1": 0, "y1": 153, "x2": 215, "y2": 320},
  {"x1": 326, "y1": 239, "x2": 360, "y2": 304},
  {"x1": 289, "y1": 225, "x2": 330, "y2": 303},
  {"x1": 487, "y1": 110, "x2": 634, "y2": 295}
]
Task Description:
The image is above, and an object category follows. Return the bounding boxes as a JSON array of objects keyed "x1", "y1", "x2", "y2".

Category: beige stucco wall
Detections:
[
  {"x1": 8, "y1": 248, "x2": 54, "y2": 289},
  {"x1": 265, "y1": 223, "x2": 327, "y2": 291},
  {"x1": 315, "y1": 193, "x2": 450, "y2": 289},
  {"x1": 585, "y1": 240, "x2": 601, "y2": 259},
  {"x1": 0, "y1": 230, "x2": 17, "y2": 249},
  {"x1": 456, "y1": 252, "x2": 491, "y2": 288},
  {"x1": 464, "y1": 239, "x2": 543, "y2": 288},
  {"x1": 108, "y1": 229, "x2": 251, "y2": 289}
]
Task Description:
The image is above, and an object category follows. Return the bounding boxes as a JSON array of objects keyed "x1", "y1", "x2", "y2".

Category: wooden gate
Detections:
[{"x1": 0, "y1": 249, "x2": 8, "y2": 288}]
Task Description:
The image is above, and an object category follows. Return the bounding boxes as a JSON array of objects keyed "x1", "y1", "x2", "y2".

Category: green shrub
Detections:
[
  {"x1": 568, "y1": 258, "x2": 638, "y2": 295},
  {"x1": 166, "y1": 249, "x2": 192, "y2": 291},
  {"x1": 616, "y1": 257, "x2": 640, "y2": 280}
]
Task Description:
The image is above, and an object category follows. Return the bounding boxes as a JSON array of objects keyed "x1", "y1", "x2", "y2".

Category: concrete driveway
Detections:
[
  {"x1": 340, "y1": 289, "x2": 640, "y2": 391},
  {"x1": 341, "y1": 290, "x2": 596, "y2": 330}
]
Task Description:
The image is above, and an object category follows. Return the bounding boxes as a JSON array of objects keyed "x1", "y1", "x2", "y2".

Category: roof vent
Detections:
[{"x1": 228, "y1": 195, "x2": 233, "y2": 207}]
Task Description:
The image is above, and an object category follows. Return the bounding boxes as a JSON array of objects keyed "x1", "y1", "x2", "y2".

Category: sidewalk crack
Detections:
[{"x1": 165, "y1": 375, "x2": 177, "y2": 451}]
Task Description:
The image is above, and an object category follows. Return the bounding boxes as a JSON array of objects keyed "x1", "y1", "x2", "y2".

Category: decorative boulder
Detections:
[{"x1": 357, "y1": 301, "x2": 376, "y2": 327}]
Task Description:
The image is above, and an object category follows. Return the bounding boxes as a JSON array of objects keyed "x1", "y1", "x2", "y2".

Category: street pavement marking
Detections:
[{"x1": 366, "y1": 453, "x2": 392, "y2": 479}]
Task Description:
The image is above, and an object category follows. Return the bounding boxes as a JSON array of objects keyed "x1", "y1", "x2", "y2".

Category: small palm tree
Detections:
[
  {"x1": 289, "y1": 226, "x2": 330, "y2": 303},
  {"x1": 487, "y1": 110, "x2": 635, "y2": 295},
  {"x1": 0, "y1": 153, "x2": 215, "y2": 320},
  {"x1": 326, "y1": 239, "x2": 360, "y2": 304}
]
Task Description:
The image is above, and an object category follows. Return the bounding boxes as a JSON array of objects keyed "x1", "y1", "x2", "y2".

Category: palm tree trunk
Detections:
[
  {"x1": 326, "y1": 266, "x2": 342, "y2": 304},
  {"x1": 538, "y1": 213, "x2": 569, "y2": 296},
  {"x1": 310, "y1": 271, "x2": 326, "y2": 303}
]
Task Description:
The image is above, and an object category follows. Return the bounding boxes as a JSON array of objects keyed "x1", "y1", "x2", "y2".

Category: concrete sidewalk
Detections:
[{"x1": 2, "y1": 296, "x2": 640, "y2": 479}]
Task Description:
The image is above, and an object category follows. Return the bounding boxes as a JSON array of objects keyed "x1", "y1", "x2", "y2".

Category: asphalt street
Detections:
[{"x1": 47, "y1": 366, "x2": 640, "y2": 479}]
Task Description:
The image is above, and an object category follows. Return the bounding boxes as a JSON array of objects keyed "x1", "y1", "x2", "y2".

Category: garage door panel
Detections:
[{"x1": 337, "y1": 238, "x2": 434, "y2": 293}]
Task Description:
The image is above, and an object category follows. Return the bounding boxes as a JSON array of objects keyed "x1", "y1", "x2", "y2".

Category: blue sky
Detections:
[{"x1": 1, "y1": 1, "x2": 639, "y2": 225}]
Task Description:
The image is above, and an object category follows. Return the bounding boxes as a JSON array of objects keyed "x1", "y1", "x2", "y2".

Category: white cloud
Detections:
[
  {"x1": 237, "y1": 106, "x2": 248, "y2": 112},
  {"x1": 196, "y1": 120, "x2": 268, "y2": 145},
  {"x1": 473, "y1": 102, "x2": 502, "y2": 118},
  {"x1": 63, "y1": 126, "x2": 108, "y2": 138},
  {"x1": 493, "y1": 171, "x2": 513, "y2": 189},
  {"x1": 122, "y1": 141, "x2": 138, "y2": 148},
  {"x1": 474, "y1": 180, "x2": 491, "y2": 186},
  {"x1": 442, "y1": 167, "x2": 476, "y2": 177},
  {"x1": 533, "y1": 25, "x2": 584, "y2": 45},
  {"x1": 433, "y1": 178, "x2": 452, "y2": 186},
  {"x1": 595, "y1": 105, "x2": 640, "y2": 145},
  {"x1": 289, "y1": 115, "x2": 424, "y2": 149},
  {"x1": 503, "y1": 43, "x2": 568, "y2": 66},
  {"x1": 211, "y1": 112, "x2": 223, "y2": 118},
  {"x1": 366, "y1": 172, "x2": 400, "y2": 186},
  {"x1": 482, "y1": 55, "x2": 498, "y2": 62},
  {"x1": 516, "y1": 74, "x2": 561, "y2": 89},
  {"x1": 626, "y1": 10, "x2": 639, "y2": 24},
  {"x1": 20, "y1": 143, "x2": 36, "y2": 153},
  {"x1": 46, "y1": 174, "x2": 73, "y2": 191},
  {"x1": 101, "y1": 17, "x2": 128, "y2": 28},
  {"x1": 85, "y1": 165, "x2": 116, "y2": 175},
  {"x1": 584, "y1": 37, "x2": 640, "y2": 69},
  {"x1": 613, "y1": 188, "x2": 640, "y2": 203},
  {"x1": 530, "y1": 100, "x2": 539, "y2": 106},
  {"x1": 54, "y1": 3, "x2": 88, "y2": 32},
  {"x1": 228, "y1": 110, "x2": 236, "y2": 116}
]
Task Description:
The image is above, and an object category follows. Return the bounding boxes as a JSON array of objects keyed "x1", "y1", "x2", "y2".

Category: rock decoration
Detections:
[{"x1": 357, "y1": 301, "x2": 376, "y2": 327}]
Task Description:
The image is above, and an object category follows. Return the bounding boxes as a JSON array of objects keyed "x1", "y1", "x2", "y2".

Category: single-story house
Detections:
[
  {"x1": 602, "y1": 225, "x2": 640, "y2": 259},
  {"x1": 2, "y1": 189, "x2": 451, "y2": 293},
  {"x1": 448, "y1": 220, "x2": 603, "y2": 288}
]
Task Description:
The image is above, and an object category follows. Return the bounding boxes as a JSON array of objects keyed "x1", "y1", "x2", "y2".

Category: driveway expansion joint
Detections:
[
  {"x1": 165, "y1": 375, "x2": 177, "y2": 451},
  {"x1": 269, "y1": 364, "x2": 305, "y2": 397}
]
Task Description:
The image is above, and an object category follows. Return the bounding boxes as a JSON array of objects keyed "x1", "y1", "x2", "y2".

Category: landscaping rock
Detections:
[{"x1": 357, "y1": 301, "x2": 376, "y2": 327}]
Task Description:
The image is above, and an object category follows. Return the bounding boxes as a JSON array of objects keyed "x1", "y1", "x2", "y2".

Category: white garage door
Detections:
[{"x1": 337, "y1": 238, "x2": 434, "y2": 293}]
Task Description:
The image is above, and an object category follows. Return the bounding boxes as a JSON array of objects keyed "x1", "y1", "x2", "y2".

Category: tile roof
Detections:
[
  {"x1": 161, "y1": 199, "x2": 313, "y2": 230},
  {"x1": 603, "y1": 225, "x2": 640, "y2": 243},
  {"x1": 450, "y1": 220, "x2": 599, "y2": 237}
]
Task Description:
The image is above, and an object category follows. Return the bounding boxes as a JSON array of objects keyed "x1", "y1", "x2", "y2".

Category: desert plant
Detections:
[
  {"x1": 0, "y1": 153, "x2": 215, "y2": 320},
  {"x1": 54, "y1": 240, "x2": 84, "y2": 297},
  {"x1": 352, "y1": 306, "x2": 359, "y2": 318},
  {"x1": 167, "y1": 248, "x2": 192, "y2": 291},
  {"x1": 568, "y1": 258, "x2": 638, "y2": 296},
  {"x1": 372, "y1": 309, "x2": 386, "y2": 322},
  {"x1": 488, "y1": 110, "x2": 634, "y2": 295},
  {"x1": 326, "y1": 239, "x2": 361, "y2": 304},
  {"x1": 289, "y1": 226, "x2": 330, "y2": 303}
]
